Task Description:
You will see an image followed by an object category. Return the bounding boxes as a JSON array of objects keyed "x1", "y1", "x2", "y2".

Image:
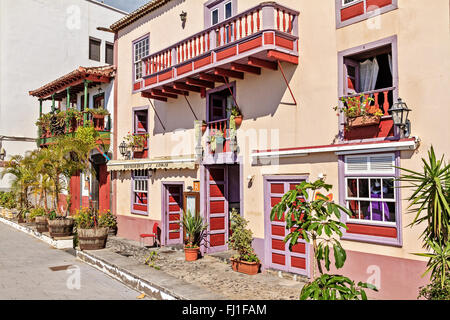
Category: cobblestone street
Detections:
[{"x1": 106, "y1": 237, "x2": 306, "y2": 300}]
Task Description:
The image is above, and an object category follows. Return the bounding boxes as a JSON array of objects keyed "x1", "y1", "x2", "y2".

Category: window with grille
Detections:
[
  {"x1": 134, "y1": 37, "x2": 149, "y2": 81},
  {"x1": 132, "y1": 169, "x2": 149, "y2": 214},
  {"x1": 105, "y1": 42, "x2": 114, "y2": 65}
]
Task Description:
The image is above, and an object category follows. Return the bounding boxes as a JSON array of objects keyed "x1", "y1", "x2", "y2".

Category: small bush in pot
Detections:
[
  {"x1": 47, "y1": 210, "x2": 74, "y2": 238},
  {"x1": 181, "y1": 210, "x2": 208, "y2": 261},
  {"x1": 74, "y1": 207, "x2": 109, "y2": 251},
  {"x1": 228, "y1": 208, "x2": 260, "y2": 275},
  {"x1": 30, "y1": 207, "x2": 49, "y2": 233},
  {"x1": 98, "y1": 210, "x2": 118, "y2": 236}
]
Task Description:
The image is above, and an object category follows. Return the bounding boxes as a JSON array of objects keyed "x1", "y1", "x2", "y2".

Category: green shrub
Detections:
[
  {"x1": 74, "y1": 207, "x2": 97, "y2": 229},
  {"x1": 98, "y1": 210, "x2": 117, "y2": 228},
  {"x1": 29, "y1": 207, "x2": 47, "y2": 220},
  {"x1": 228, "y1": 208, "x2": 260, "y2": 263},
  {"x1": 419, "y1": 272, "x2": 450, "y2": 300}
]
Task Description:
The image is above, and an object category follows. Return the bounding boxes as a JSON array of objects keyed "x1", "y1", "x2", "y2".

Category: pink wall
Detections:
[{"x1": 117, "y1": 215, "x2": 160, "y2": 243}]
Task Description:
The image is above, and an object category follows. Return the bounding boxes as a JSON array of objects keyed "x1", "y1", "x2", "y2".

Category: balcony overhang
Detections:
[
  {"x1": 136, "y1": 2, "x2": 300, "y2": 100},
  {"x1": 29, "y1": 66, "x2": 114, "y2": 101}
]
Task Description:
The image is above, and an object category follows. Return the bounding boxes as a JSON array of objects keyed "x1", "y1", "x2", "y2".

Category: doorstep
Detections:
[{"x1": 77, "y1": 248, "x2": 226, "y2": 300}]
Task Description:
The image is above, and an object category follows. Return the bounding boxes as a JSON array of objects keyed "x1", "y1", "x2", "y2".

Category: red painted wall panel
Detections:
[
  {"x1": 275, "y1": 36, "x2": 294, "y2": 50},
  {"x1": 98, "y1": 164, "x2": 110, "y2": 213},
  {"x1": 194, "y1": 54, "x2": 212, "y2": 70},
  {"x1": 366, "y1": 0, "x2": 392, "y2": 11},
  {"x1": 216, "y1": 46, "x2": 237, "y2": 61},
  {"x1": 159, "y1": 70, "x2": 173, "y2": 82},
  {"x1": 264, "y1": 32, "x2": 274, "y2": 45},
  {"x1": 210, "y1": 184, "x2": 225, "y2": 197},
  {"x1": 291, "y1": 242, "x2": 306, "y2": 254},
  {"x1": 210, "y1": 201, "x2": 225, "y2": 214},
  {"x1": 271, "y1": 225, "x2": 285, "y2": 237},
  {"x1": 341, "y1": 2, "x2": 365, "y2": 21},
  {"x1": 69, "y1": 173, "x2": 81, "y2": 215},
  {"x1": 272, "y1": 253, "x2": 286, "y2": 266},
  {"x1": 210, "y1": 233, "x2": 225, "y2": 246},
  {"x1": 210, "y1": 217, "x2": 225, "y2": 231},
  {"x1": 144, "y1": 76, "x2": 157, "y2": 86},
  {"x1": 169, "y1": 214, "x2": 180, "y2": 221},
  {"x1": 270, "y1": 183, "x2": 284, "y2": 194},
  {"x1": 344, "y1": 118, "x2": 394, "y2": 140},
  {"x1": 272, "y1": 239, "x2": 285, "y2": 251},
  {"x1": 238, "y1": 36, "x2": 262, "y2": 53},
  {"x1": 133, "y1": 82, "x2": 142, "y2": 91},
  {"x1": 169, "y1": 231, "x2": 180, "y2": 239},
  {"x1": 347, "y1": 223, "x2": 397, "y2": 238},
  {"x1": 271, "y1": 197, "x2": 282, "y2": 207},
  {"x1": 169, "y1": 222, "x2": 180, "y2": 231},
  {"x1": 169, "y1": 204, "x2": 181, "y2": 212},
  {"x1": 177, "y1": 63, "x2": 193, "y2": 76},
  {"x1": 291, "y1": 256, "x2": 306, "y2": 269}
]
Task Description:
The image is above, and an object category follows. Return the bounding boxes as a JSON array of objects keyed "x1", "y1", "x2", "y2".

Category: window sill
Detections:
[
  {"x1": 131, "y1": 209, "x2": 148, "y2": 216},
  {"x1": 342, "y1": 232, "x2": 402, "y2": 247}
]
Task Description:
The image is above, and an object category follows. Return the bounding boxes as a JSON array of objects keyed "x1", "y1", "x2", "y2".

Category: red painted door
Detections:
[
  {"x1": 165, "y1": 185, "x2": 183, "y2": 245},
  {"x1": 98, "y1": 164, "x2": 110, "y2": 213},
  {"x1": 207, "y1": 166, "x2": 228, "y2": 253},
  {"x1": 69, "y1": 172, "x2": 81, "y2": 215},
  {"x1": 266, "y1": 180, "x2": 309, "y2": 276}
]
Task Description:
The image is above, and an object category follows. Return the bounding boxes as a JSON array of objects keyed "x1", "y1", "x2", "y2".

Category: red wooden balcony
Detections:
[
  {"x1": 341, "y1": 87, "x2": 396, "y2": 141},
  {"x1": 136, "y1": 2, "x2": 299, "y2": 99}
]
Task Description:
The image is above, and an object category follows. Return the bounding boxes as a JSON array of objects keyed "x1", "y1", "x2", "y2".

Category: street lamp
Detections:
[
  {"x1": 0, "y1": 147, "x2": 5, "y2": 161},
  {"x1": 119, "y1": 141, "x2": 130, "y2": 160},
  {"x1": 388, "y1": 98, "x2": 411, "y2": 138}
]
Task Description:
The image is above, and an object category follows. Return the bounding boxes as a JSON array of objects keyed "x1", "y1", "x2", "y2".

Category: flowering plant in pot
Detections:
[
  {"x1": 181, "y1": 210, "x2": 208, "y2": 261},
  {"x1": 98, "y1": 210, "x2": 118, "y2": 236},
  {"x1": 74, "y1": 207, "x2": 109, "y2": 251},
  {"x1": 228, "y1": 208, "x2": 260, "y2": 275},
  {"x1": 228, "y1": 105, "x2": 242, "y2": 126},
  {"x1": 334, "y1": 94, "x2": 383, "y2": 130},
  {"x1": 124, "y1": 132, "x2": 149, "y2": 152}
]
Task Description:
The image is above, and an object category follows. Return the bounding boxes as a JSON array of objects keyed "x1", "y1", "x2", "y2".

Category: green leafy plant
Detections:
[
  {"x1": 228, "y1": 208, "x2": 260, "y2": 263},
  {"x1": 0, "y1": 191, "x2": 16, "y2": 209},
  {"x1": 74, "y1": 207, "x2": 98, "y2": 229},
  {"x1": 271, "y1": 179, "x2": 377, "y2": 300},
  {"x1": 181, "y1": 210, "x2": 208, "y2": 249},
  {"x1": 300, "y1": 274, "x2": 377, "y2": 300},
  {"x1": 86, "y1": 108, "x2": 110, "y2": 116},
  {"x1": 418, "y1": 271, "x2": 450, "y2": 300},
  {"x1": 65, "y1": 108, "x2": 83, "y2": 122},
  {"x1": 414, "y1": 240, "x2": 450, "y2": 291},
  {"x1": 124, "y1": 132, "x2": 149, "y2": 150},
  {"x1": 144, "y1": 250, "x2": 161, "y2": 270},
  {"x1": 334, "y1": 94, "x2": 382, "y2": 119},
  {"x1": 227, "y1": 105, "x2": 241, "y2": 117},
  {"x1": 98, "y1": 210, "x2": 117, "y2": 228},
  {"x1": 29, "y1": 207, "x2": 47, "y2": 220}
]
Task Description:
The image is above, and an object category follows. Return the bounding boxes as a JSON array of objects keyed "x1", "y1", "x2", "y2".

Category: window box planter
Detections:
[
  {"x1": 230, "y1": 258, "x2": 260, "y2": 275},
  {"x1": 78, "y1": 227, "x2": 109, "y2": 250},
  {"x1": 347, "y1": 115, "x2": 381, "y2": 128}
]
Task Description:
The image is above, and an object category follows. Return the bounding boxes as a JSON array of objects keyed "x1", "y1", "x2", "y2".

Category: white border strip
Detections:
[{"x1": 251, "y1": 138, "x2": 419, "y2": 160}]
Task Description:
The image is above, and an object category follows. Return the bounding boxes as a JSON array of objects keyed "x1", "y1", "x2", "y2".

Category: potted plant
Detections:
[
  {"x1": 47, "y1": 210, "x2": 74, "y2": 238},
  {"x1": 65, "y1": 108, "x2": 82, "y2": 132},
  {"x1": 228, "y1": 208, "x2": 260, "y2": 275},
  {"x1": 334, "y1": 94, "x2": 383, "y2": 130},
  {"x1": 181, "y1": 210, "x2": 208, "y2": 261},
  {"x1": 36, "y1": 113, "x2": 52, "y2": 138},
  {"x1": 228, "y1": 105, "x2": 242, "y2": 126},
  {"x1": 124, "y1": 132, "x2": 149, "y2": 153},
  {"x1": 30, "y1": 207, "x2": 49, "y2": 233},
  {"x1": 74, "y1": 207, "x2": 109, "y2": 250},
  {"x1": 98, "y1": 209, "x2": 118, "y2": 236}
]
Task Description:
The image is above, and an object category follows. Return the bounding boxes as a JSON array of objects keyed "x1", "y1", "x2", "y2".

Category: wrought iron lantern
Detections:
[
  {"x1": 119, "y1": 141, "x2": 130, "y2": 159},
  {"x1": 0, "y1": 147, "x2": 5, "y2": 161},
  {"x1": 388, "y1": 98, "x2": 411, "y2": 138}
]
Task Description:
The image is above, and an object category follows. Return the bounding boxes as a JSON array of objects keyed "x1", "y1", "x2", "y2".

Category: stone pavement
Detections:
[
  {"x1": 0, "y1": 222, "x2": 148, "y2": 300},
  {"x1": 101, "y1": 236, "x2": 306, "y2": 300}
]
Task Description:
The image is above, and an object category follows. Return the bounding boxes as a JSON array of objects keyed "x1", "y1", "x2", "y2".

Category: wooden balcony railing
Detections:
[
  {"x1": 142, "y1": 2, "x2": 299, "y2": 78},
  {"x1": 340, "y1": 87, "x2": 396, "y2": 116}
]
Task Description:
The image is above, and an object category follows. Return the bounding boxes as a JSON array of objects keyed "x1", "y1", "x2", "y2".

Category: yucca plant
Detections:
[
  {"x1": 398, "y1": 146, "x2": 450, "y2": 244},
  {"x1": 181, "y1": 210, "x2": 207, "y2": 249}
]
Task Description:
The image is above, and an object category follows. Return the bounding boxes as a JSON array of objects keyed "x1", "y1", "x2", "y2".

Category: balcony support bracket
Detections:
[{"x1": 277, "y1": 61, "x2": 297, "y2": 106}]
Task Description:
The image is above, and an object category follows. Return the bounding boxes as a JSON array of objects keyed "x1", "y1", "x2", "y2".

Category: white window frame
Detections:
[
  {"x1": 345, "y1": 176, "x2": 397, "y2": 226},
  {"x1": 341, "y1": 0, "x2": 362, "y2": 8},
  {"x1": 133, "y1": 37, "x2": 149, "y2": 81},
  {"x1": 344, "y1": 153, "x2": 395, "y2": 175}
]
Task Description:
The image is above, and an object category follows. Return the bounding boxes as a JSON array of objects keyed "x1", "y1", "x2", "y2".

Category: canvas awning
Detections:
[{"x1": 107, "y1": 155, "x2": 197, "y2": 172}]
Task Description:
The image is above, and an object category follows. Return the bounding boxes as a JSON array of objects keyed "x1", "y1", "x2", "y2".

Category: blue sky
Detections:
[{"x1": 95, "y1": 0, "x2": 150, "y2": 13}]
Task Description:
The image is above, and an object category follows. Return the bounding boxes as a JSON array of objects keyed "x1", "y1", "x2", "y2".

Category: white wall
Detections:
[{"x1": 0, "y1": 0, "x2": 125, "y2": 190}]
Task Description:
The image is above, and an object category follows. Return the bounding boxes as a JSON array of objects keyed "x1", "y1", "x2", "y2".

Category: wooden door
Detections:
[
  {"x1": 164, "y1": 185, "x2": 183, "y2": 245},
  {"x1": 207, "y1": 166, "x2": 228, "y2": 253},
  {"x1": 98, "y1": 164, "x2": 110, "y2": 213},
  {"x1": 266, "y1": 179, "x2": 309, "y2": 276}
]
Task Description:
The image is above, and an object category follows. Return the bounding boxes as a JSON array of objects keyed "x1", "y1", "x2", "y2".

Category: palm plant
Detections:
[{"x1": 181, "y1": 210, "x2": 208, "y2": 248}]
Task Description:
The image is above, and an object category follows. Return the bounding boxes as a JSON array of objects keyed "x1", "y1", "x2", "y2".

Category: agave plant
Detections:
[{"x1": 181, "y1": 210, "x2": 208, "y2": 249}]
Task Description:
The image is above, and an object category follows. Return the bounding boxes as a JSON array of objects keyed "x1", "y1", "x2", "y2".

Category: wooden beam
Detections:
[
  {"x1": 214, "y1": 67, "x2": 244, "y2": 80},
  {"x1": 267, "y1": 50, "x2": 299, "y2": 65},
  {"x1": 151, "y1": 89, "x2": 178, "y2": 99},
  {"x1": 199, "y1": 73, "x2": 228, "y2": 83},
  {"x1": 162, "y1": 86, "x2": 189, "y2": 96},
  {"x1": 173, "y1": 82, "x2": 202, "y2": 93},
  {"x1": 248, "y1": 57, "x2": 278, "y2": 70},
  {"x1": 185, "y1": 77, "x2": 215, "y2": 89},
  {"x1": 141, "y1": 92, "x2": 168, "y2": 102},
  {"x1": 231, "y1": 62, "x2": 261, "y2": 75}
]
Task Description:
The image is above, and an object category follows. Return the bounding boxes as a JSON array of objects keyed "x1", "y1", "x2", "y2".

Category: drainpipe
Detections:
[
  {"x1": 66, "y1": 87, "x2": 71, "y2": 110},
  {"x1": 83, "y1": 80, "x2": 88, "y2": 125}
]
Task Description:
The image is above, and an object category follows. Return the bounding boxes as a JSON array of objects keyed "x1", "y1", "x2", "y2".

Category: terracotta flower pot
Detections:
[
  {"x1": 201, "y1": 123, "x2": 207, "y2": 134},
  {"x1": 234, "y1": 115, "x2": 243, "y2": 126},
  {"x1": 230, "y1": 258, "x2": 260, "y2": 275},
  {"x1": 184, "y1": 246, "x2": 200, "y2": 261}
]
